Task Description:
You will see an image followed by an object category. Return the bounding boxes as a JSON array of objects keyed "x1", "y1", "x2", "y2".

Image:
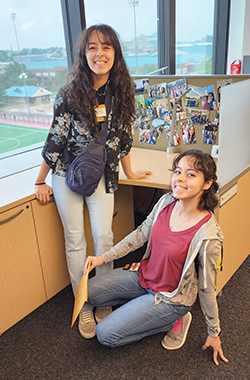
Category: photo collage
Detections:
[{"x1": 133, "y1": 78, "x2": 221, "y2": 147}]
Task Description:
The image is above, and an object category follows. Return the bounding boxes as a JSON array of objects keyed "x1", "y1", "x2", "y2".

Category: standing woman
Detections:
[{"x1": 34, "y1": 24, "x2": 151, "y2": 334}]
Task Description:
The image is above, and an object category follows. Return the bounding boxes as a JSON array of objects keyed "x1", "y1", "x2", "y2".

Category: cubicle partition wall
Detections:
[{"x1": 132, "y1": 74, "x2": 250, "y2": 156}]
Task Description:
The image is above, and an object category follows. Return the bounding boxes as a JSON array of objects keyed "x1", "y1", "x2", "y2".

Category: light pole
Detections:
[
  {"x1": 128, "y1": 0, "x2": 140, "y2": 73},
  {"x1": 10, "y1": 13, "x2": 31, "y2": 114}
]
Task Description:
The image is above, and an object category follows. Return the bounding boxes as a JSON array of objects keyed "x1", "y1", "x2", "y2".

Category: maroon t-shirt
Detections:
[{"x1": 139, "y1": 202, "x2": 211, "y2": 293}]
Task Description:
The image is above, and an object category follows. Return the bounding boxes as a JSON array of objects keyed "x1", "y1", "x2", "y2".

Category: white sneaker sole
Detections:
[
  {"x1": 78, "y1": 326, "x2": 96, "y2": 339},
  {"x1": 161, "y1": 312, "x2": 192, "y2": 350}
]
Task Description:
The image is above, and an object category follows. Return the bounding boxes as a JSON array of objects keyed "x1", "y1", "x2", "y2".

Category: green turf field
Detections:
[{"x1": 0, "y1": 123, "x2": 49, "y2": 154}]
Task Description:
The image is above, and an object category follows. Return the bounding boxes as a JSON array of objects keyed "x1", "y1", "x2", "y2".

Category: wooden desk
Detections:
[{"x1": 119, "y1": 148, "x2": 177, "y2": 189}]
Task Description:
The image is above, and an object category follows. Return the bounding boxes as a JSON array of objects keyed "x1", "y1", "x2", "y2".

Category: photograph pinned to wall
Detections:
[
  {"x1": 214, "y1": 103, "x2": 220, "y2": 125},
  {"x1": 148, "y1": 82, "x2": 167, "y2": 99},
  {"x1": 181, "y1": 122, "x2": 196, "y2": 145},
  {"x1": 202, "y1": 122, "x2": 218, "y2": 145},
  {"x1": 163, "y1": 110, "x2": 173, "y2": 124},
  {"x1": 138, "y1": 119, "x2": 150, "y2": 143},
  {"x1": 155, "y1": 98, "x2": 168, "y2": 120},
  {"x1": 139, "y1": 126, "x2": 157, "y2": 145},
  {"x1": 188, "y1": 109, "x2": 209, "y2": 125},
  {"x1": 134, "y1": 79, "x2": 149, "y2": 95},
  {"x1": 185, "y1": 98, "x2": 199, "y2": 109},
  {"x1": 166, "y1": 78, "x2": 188, "y2": 100},
  {"x1": 145, "y1": 88, "x2": 157, "y2": 108},
  {"x1": 201, "y1": 85, "x2": 217, "y2": 111},
  {"x1": 181, "y1": 122, "x2": 189, "y2": 144},
  {"x1": 152, "y1": 118, "x2": 165, "y2": 139},
  {"x1": 187, "y1": 124, "x2": 197, "y2": 144},
  {"x1": 165, "y1": 125, "x2": 182, "y2": 147},
  {"x1": 184, "y1": 85, "x2": 206, "y2": 109},
  {"x1": 135, "y1": 94, "x2": 149, "y2": 122},
  {"x1": 202, "y1": 95, "x2": 211, "y2": 110},
  {"x1": 146, "y1": 101, "x2": 158, "y2": 120}
]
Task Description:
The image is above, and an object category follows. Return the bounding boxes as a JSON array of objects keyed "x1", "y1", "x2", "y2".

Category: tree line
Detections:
[{"x1": 0, "y1": 47, "x2": 65, "y2": 63}]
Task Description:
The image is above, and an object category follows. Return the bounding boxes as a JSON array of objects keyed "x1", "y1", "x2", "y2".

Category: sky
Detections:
[{"x1": 0, "y1": 0, "x2": 214, "y2": 51}]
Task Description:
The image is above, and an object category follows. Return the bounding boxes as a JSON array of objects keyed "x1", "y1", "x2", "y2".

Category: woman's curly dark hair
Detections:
[
  {"x1": 171, "y1": 149, "x2": 219, "y2": 212},
  {"x1": 65, "y1": 24, "x2": 135, "y2": 137}
]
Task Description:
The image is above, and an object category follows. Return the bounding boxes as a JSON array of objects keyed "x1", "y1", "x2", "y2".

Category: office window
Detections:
[
  {"x1": 84, "y1": 0, "x2": 158, "y2": 75},
  {"x1": 176, "y1": 0, "x2": 215, "y2": 74},
  {"x1": 0, "y1": 0, "x2": 67, "y2": 155}
]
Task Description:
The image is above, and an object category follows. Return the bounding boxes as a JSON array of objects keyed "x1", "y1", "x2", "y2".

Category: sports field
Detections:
[{"x1": 0, "y1": 123, "x2": 49, "y2": 154}]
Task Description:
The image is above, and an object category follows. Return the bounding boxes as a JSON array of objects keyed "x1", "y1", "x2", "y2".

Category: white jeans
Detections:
[{"x1": 52, "y1": 174, "x2": 114, "y2": 295}]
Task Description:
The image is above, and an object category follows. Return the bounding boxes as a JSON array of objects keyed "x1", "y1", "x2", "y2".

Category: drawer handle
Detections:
[
  {"x1": 0, "y1": 209, "x2": 24, "y2": 225},
  {"x1": 113, "y1": 210, "x2": 119, "y2": 218}
]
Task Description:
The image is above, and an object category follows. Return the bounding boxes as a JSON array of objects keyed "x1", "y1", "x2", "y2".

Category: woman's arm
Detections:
[
  {"x1": 121, "y1": 152, "x2": 152, "y2": 179},
  {"x1": 198, "y1": 239, "x2": 221, "y2": 337},
  {"x1": 35, "y1": 90, "x2": 71, "y2": 205},
  {"x1": 34, "y1": 159, "x2": 53, "y2": 205},
  {"x1": 198, "y1": 239, "x2": 228, "y2": 365}
]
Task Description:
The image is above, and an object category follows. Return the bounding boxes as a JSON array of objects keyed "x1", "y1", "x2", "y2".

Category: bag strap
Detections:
[
  {"x1": 63, "y1": 83, "x2": 112, "y2": 165},
  {"x1": 98, "y1": 82, "x2": 112, "y2": 145}
]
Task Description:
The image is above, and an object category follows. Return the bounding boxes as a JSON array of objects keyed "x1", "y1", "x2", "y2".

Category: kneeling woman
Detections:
[{"x1": 81, "y1": 149, "x2": 228, "y2": 365}]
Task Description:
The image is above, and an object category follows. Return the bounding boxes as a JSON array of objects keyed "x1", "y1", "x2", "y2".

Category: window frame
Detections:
[
  {"x1": 61, "y1": 0, "x2": 230, "y2": 75},
  {"x1": 60, "y1": 0, "x2": 86, "y2": 71},
  {"x1": 157, "y1": 0, "x2": 230, "y2": 75}
]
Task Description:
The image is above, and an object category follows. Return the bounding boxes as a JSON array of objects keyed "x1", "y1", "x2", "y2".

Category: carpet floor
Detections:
[{"x1": 1, "y1": 255, "x2": 250, "y2": 380}]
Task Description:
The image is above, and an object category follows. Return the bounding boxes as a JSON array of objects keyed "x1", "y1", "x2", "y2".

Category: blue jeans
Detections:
[
  {"x1": 52, "y1": 174, "x2": 114, "y2": 295},
  {"x1": 83, "y1": 268, "x2": 192, "y2": 347}
]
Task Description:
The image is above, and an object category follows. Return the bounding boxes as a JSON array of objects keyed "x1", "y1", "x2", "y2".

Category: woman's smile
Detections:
[{"x1": 85, "y1": 30, "x2": 115, "y2": 84}]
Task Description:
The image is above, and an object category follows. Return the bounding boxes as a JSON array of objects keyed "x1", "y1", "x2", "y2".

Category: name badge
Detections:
[{"x1": 95, "y1": 104, "x2": 107, "y2": 122}]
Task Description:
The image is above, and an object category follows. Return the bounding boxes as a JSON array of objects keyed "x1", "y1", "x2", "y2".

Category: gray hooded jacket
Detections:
[{"x1": 102, "y1": 193, "x2": 223, "y2": 337}]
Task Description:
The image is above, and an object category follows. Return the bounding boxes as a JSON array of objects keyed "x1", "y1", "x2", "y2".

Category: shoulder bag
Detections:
[{"x1": 65, "y1": 84, "x2": 112, "y2": 197}]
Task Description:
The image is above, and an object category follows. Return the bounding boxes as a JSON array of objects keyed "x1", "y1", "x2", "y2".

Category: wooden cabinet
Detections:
[
  {"x1": 0, "y1": 202, "x2": 47, "y2": 335},
  {"x1": 31, "y1": 199, "x2": 70, "y2": 301},
  {"x1": 113, "y1": 185, "x2": 134, "y2": 244},
  {"x1": 217, "y1": 171, "x2": 250, "y2": 293},
  {"x1": 0, "y1": 184, "x2": 134, "y2": 334}
]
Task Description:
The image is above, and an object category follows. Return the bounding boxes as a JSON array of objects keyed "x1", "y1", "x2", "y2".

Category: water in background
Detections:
[{"x1": 25, "y1": 43, "x2": 212, "y2": 71}]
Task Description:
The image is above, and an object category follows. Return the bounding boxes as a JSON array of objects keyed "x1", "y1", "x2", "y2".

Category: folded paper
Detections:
[{"x1": 71, "y1": 263, "x2": 90, "y2": 327}]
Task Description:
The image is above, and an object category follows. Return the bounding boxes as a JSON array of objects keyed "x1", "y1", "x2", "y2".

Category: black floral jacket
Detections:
[{"x1": 42, "y1": 88, "x2": 133, "y2": 193}]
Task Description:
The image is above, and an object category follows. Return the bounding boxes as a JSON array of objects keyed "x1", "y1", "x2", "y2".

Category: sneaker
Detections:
[
  {"x1": 95, "y1": 306, "x2": 112, "y2": 323},
  {"x1": 78, "y1": 310, "x2": 96, "y2": 339},
  {"x1": 161, "y1": 312, "x2": 192, "y2": 350}
]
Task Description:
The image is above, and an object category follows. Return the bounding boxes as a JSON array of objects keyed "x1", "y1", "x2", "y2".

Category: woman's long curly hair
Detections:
[
  {"x1": 171, "y1": 149, "x2": 219, "y2": 212},
  {"x1": 65, "y1": 24, "x2": 136, "y2": 137}
]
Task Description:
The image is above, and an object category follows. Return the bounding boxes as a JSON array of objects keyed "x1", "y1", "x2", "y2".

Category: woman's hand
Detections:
[
  {"x1": 126, "y1": 170, "x2": 152, "y2": 180},
  {"x1": 83, "y1": 256, "x2": 104, "y2": 274},
  {"x1": 35, "y1": 159, "x2": 52, "y2": 204},
  {"x1": 120, "y1": 152, "x2": 152, "y2": 180},
  {"x1": 35, "y1": 183, "x2": 53, "y2": 205},
  {"x1": 202, "y1": 335, "x2": 228, "y2": 365}
]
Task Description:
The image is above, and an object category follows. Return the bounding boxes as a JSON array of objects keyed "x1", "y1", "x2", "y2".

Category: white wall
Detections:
[
  {"x1": 227, "y1": 0, "x2": 249, "y2": 73},
  {"x1": 217, "y1": 79, "x2": 250, "y2": 187},
  {"x1": 242, "y1": 0, "x2": 250, "y2": 56}
]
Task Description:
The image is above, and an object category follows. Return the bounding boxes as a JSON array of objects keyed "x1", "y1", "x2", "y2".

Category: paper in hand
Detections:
[{"x1": 71, "y1": 263, "x2": 90, "y2": 327}]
